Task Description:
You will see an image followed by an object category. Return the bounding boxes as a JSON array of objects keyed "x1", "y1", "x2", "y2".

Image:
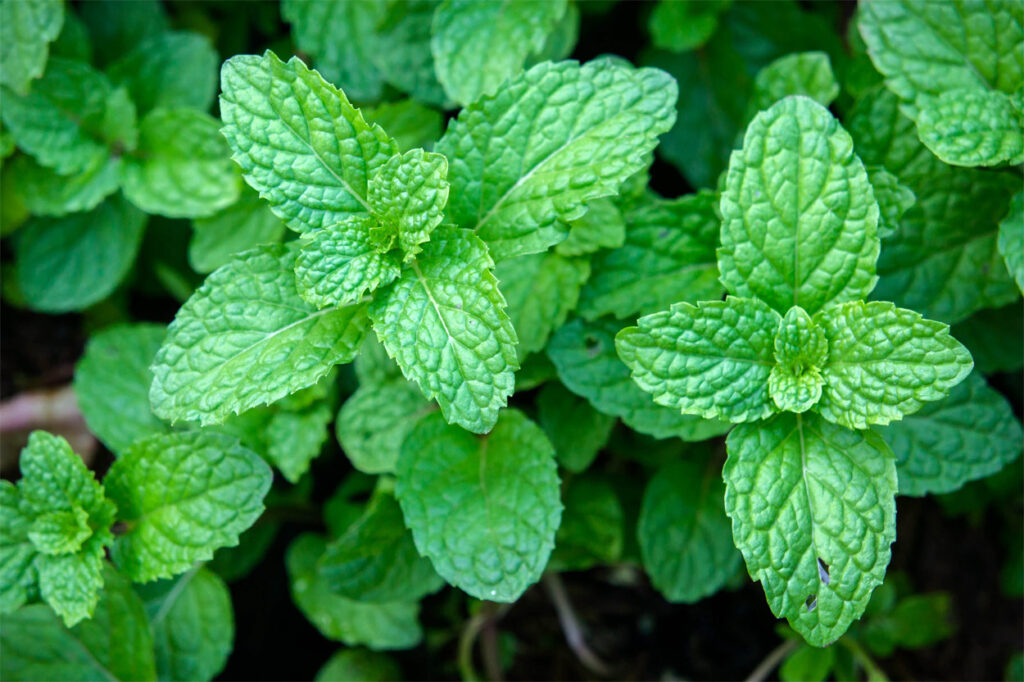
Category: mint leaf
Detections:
[
  {"x1": 316, "y1": 650, "x2": 401, "y2": 682},
  {"x1": 80, "y1": 0, "x2": 167, "y2": 67},
  {"x1": 190, "y1": 185, "x2": 288, "y2": 274},
  {"x1": 866, "y1": 166, "x2": 915, "y2": 240},
  {"x1": 335, "y1": 378, "x2": 434, "y2": 475},
  {"x1": 0, "y1": 482, "x2": 36, "y2": 613},
  {"x1": 138, "y1": 567, "x2": 234, "y2": 682},
  {"x1": 16, "y1": 194, "x2": 146, "y2": 313},
  {"x1": 320, "y1": 488, "x2": 442, "y2": 603},
  {"x1": 495, "y1": 251, "x2": 590, "y2": 359},
  {"x1": 769, "y1": 306, "x2": 828, "y2": 414},
  {"x1": 0, "y1": 0, "x2": 63, "y2": 95},
  {"x1": 815, "y1": 301, "x2": 974, "y2": 429},
  {"x1": 122, "y1": 107, "x2": 241, "y2": 219},
  {"x1": 363, "y1": 99, "x2": 443, "y2": 152},
  {"x1": 639, "y1": 453, "x2": 741, "y2": 603},
  {"x1": 395, "y1": 410, "x2": 562, "y2": 601},
  {"x1": 878, "y1": 372, "x2": 1023, "y2": 497},
  {"x1": 9, "y1": 153, "x2": 120, "y2": 217},
  {"x1": 220, "y1": 51, "x2": 398, "y2": 234},
  {"x1": 287, "y1": 533, "x2": 422, "y2": 650},
  {"x1": 367, "y1": 149, "x2": 449, "y2": 260},
  {"x1": 295, "y1": 216, "x2": 402, "y2": 308},
  {"x1": 107, "y1": 30, "x2": 218, "y2": 115},
  {"x1": 952, "y1": 304, "x2": 1024, "y2": 375},
  {"x1": 724, "y1": 413, "x2": 897, "y2": 646},
  {"x1": 548, "y1": 317, "x2": 731, "y2": 441},
  {"x1": 648, "y1": 0, "x2": 729, "y2": 52},
  {"x1": 915, "y1": 89, "x2": 1024, "y2": 167},
  {"x1": 616, "y1": 297, "x2": 780, "y2": 423},
  {"x1": 369, "y1": 226, "x2": 517, "y2": 434},
  {"x1": 537, "y1": 381, "x2": 616, "y2": 473},
  {"x1": 548, "y1": 475, "x2": 623, "y2": 572},
  {"x1": 104, "y1": 431, "x2": 272, "y2": 581},
  {"x1": 34, "y1": 551, "x2": 105, "y2": 630},
  {"x1": 28, "y1": 507, "x2": 91, "y2": 556},
  {"x1": 150, "y1": 244, "x2": 369, "y2": 426},
  {"x1": 263, "y1": 402, "x2": 334, "y2": 484},
  {"x1": 578, "y1": 191, "x2": 721, "y2": 321},
  {"x1": 750, "y1": 52, "x2": 839, "y2": 113},
  {"x1": 431, "y1": 0, "x2": 568, "y2": 106},
  {"x1": 999, "y1": 190, "x2": 1024, "y2": 294},
  {"x1": 369, "y1": 0, "x2": 447, "y2": 108},
  {"x1": 556, "y1": 198, "x2": 626, "y2": 258},
  {"x1": 437, "y1": 59, "x2": 677, "y2": 259},
  {"x1": 719, "y1": 96, "x2": 880, "y2": 315}
]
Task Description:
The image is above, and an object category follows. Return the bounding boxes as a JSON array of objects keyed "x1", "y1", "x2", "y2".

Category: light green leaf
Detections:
[
  {"x1": 578, "y1": 191, "x2": 721, "y2": 320},
  {"x1": 335, "y1": 378, "x2": 434, "y2": 475},
  {"x1": 0, "y1": 567, "x2": 157, "y2": 682},
  {"x1": 916, "y1": 89, "x2": 1024, "y2": 167},
  {"x1": 74, "y1": 323, "x2": 169, "y2": 456},
  {"x1": 724, "y1": 412, "x2": 897, "y2": 646},
  {"x1": 122, "y1": 108, "x2": 240, "y2": 219},
  {"x1": 814, "y1": 301, "x2": 974, "y2": 429},
  {"x1": 638, "y1": 452, "x2": 741, "y2": 603},
  {"x1": 34, "y1": 551, "x2": 104, "y2": 628},
  {"x1": 556, "y1": 198, "x2": 626, "y2": 257},
  {"x1": 219, "y1": 51, "x2": 398, "y2": 234},
  {"x1": 264, "y1": 402, "x2": 333, "y2": 484},
  {"x1": 548, "y1": 475, "x2": 623, "y2": 572},
  {"x1": 495, "y1": 251, "x2": 590, "y2": 360},
  {"x1": 367, "y1": 149, "x2": 449, "y2": 260},
  {"x1": 616, "y1": 297, "x2": 781, "y2": 423},
  {"x1": 999, "y1": 190, "x2": 1024, "y2": 294},
  {"x1": 537, "y1": 381, "x2": 616, "y2": 473},
  {"x1": 0, "y1": 0, "x2": 63, "y2": 94},
  {"x1": 9, "y1": 151, "x2": 120, "y2": 217},
  {"x1": 150, "y1": 244, "x2": 369, "y2": 426},
  {"x1": 190, "y1": 185, "x2": 287, "y2": 274},
  {"x1": 0, "y1": 482, "x2": 36, "y2": 614},
  {"x1": 369, "y1": 0, "x2": 447, "y2": 107},
  {"x1": 316, "y1": 649, "x2": 401, "y2": 682},
  {"x1": 29, "y1": 507, "x2": 91, "y2": 556},
  {"x1": 138, "y1": 567, "x2": 234, "y2": 682},
  {"x1": 107, "y1": 31, "x2": 218, "y2": 115},
  {"x1": 369, "y1": 226, "x2": 517, "y2": 434},
  {"x1": 354, "y1": 334, "x2": 402, "y2": 387},
  {"x1": 878, "y1": 372, "x2": 1023, "y2": 496},
  {"x1": 866, "y1": 166, "x2": 915, "y2": 240},
  {"x1": 395, "y1": 410, "x2": 562, "y2": 601},
  {"x1": 719, "y1": 96, "x2": 880, "y2": 315},
  {"x1": 431, "y1": 0, "x2": 568, "y2": 106},
  {"x1": 549, "y1": 317, "x2": 731, "y2": 441},
  {"x1": 648, "y1": 0, "x2": 730, "y2": 52},
  {"x1": 750, "y1": 52, "x2": 839, "y2": 114},
  {"x1": 363, "y1": 99, "x2": 443, "y2": 152},
  {"x1": 437, "y1": 59, "x2": 678, "y2": 259},
  {"x1": 287, "y1": 533, "x2": 422, "y2": 650},
  {"x1": 320, "y1": 489, "x2": 442, "y2": 603},
  {"x1": 16, "y1": 195, "x2": 146, "y2": 313},
  {"x1": 104, "y1": 431, "x2": 272, "y2": 581},
  {"x1": 769, "y1": 306, "x2": 827, "y2": 414}
]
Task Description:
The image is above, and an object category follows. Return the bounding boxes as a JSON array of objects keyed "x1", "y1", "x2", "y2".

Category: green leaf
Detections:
[
  {"x1": 74, "y1": 323, "x2": 169, "y2": 456},
  {"x1": 369, "y1": 0, "x2": 447, "y2": 107},
  {"x1": 578, "y1": 191, "x2": 721, "y2": 321},
  {"x1": 9, "y1": 153, "x2": 120, "y2": 217},
  {"x1": 264, "y1": 402, "x2": 334, "y2": 484},
  {"x1": 354, "y1": 334, "x2": 403, "y2": 387},
  {"x1": 648, "y1": 0, "x2": 730, "y2": 52},
  {"x1": 150, "y1": 244, "x2": 369, "y2": 426},
  {"x1": 437, "y1": 59, "x2": 678, "y2": 259},
  {"x1": 878, "y1": 372, "x2": 1023, "y2": 496},
  {"x1": 287, "y1": 533, "x2": 422, "y2": 650},
  {"x1": 814, "y1": 301, "x2": 974, "y2": 429},
  {"x1": 0, "y1": 0, "x2": 63, "y2": 94},
  {"x1": 916, "y1": 89, "x2": 1024, "y2": 167},
  {"x1": 28, "y1": 507, "x2": 91, "y2": 556},
  {"x1": 719, "y1": 96, "x2": 880, "y2": 316},
  {"x1": 336, "y1": 378, "x2": 434, "y2": 475},
  {"x1": 362, "y1": 99, "x2": 443, "y2": 153},
  {"x1": 866, "y1": 166, "x2": 915, "y2": 240},
  {"x1": 320, "y1": 488, "x2": 442, "y2": 603},
  {"x1": 724, "y1": 412, "x2": 897, "y2": 646},
  {"x1": 122, "y1": 108, "x2": 240, "y2": 219},
  {"x1": 431, "y1": 0, "x2": 568, "y2": 106},
  {"x1": 616, "y1": 297, "x2": 781, "y2": 423},
  {"x1": 104, "y1": 431, "x2": 272, "y2": 581},
  {"x1": 367, "y1": 149, "x2": 449, "y2": 260},
  {"x1": 780, "y1": 645, "x2": 835, "y2": 682},
  {"x1": 395, "y1": 410, "x2": 562, "y2": 601},
  {"x1": 999, "y1": 190, "x2": 1024, "y2": 294},
  {"x1": 861, "y1": 593, "x2": 954, "y2": 657},
  {"x1": 638, "y1": 452, "x2": 741, "y2": 603},
  {"x1": 34, "y1": 551, "x2": 105, "y2": 629},
  {"x1": 537, "y1": 381, "x2": 616, "y2": 473},
  {"x1": 769, "y1": 306, "x2": 828, "y2": 414},
  {"x1": 548, "y1": 475, "x2": 623, "y2": 572},
  {"x1": 556, "y1": 197, "x2": 626, "y2": 257},
  {"x1": 189, "y1": 185, "x2": 288, "y2": 274},
  {"x1": 750, "y1": 51, "x2": 839, "y2": 113},
  {"x1": 137, "y1": 567, "x2": 234, "y2": 682},
  {"x1": 16, "y1": 195, "x2": 146, "y2": 313},
  {"x1": 0, "y1": 482, "x2": 36, "y2": 614},
  {"x1": 951, "y1": 303, "x2": 1024, "y2": 375},
  {"x1": 80, "y1": 0, "x2": 168, "y2": 67},
  {"x1": 0, "y1": 567, "x2": 157, "y2": 682},
  {"x1": 549, "y1": 317, "x2": 731, "y2": 441},
  {"x1": 107, "y1": 31, "x2": 218, "y2": 115},
  {"x1": 369, "y1": 226, "x2": 517, "y2": 434},
  {"x1": 316, "y1": 649, "x2": 401, "y2": 682},
  {"x1": 495, "y1": 251, "x2": 590, "y2": 360},
  {"x1": 49, "y1": 9, "x2": 90, "y2": 62},
  {"x1": 281, "y1": 0, "x2": 387, "y2": 102},
  {"x1": 219, "y1": 50, "x2": 398, "y2": 234}
]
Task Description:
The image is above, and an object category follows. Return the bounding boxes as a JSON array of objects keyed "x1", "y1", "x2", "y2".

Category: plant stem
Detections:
[
  {"x1": 457, "y1": 602, "x2": 511, "y2": 682},
  {"x1": 842, "y1": 638, "x2": 889, "y2": 682},
  {"x1": 745, "y1": 638, "x2": 799, "y2": 682},
  {"x1": 542, "y1": 572, "x2": 612, "y2": 677}
]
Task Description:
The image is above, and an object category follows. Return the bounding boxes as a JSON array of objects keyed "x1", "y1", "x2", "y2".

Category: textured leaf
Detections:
[
  {"x1": 724, "y1": 413, "x2": 897, "y2": 647},
  {"x1": 648, "y1": 0, "x2": 730, "y2": 52},
  {"x1": 639, "y1": 453, "x2": 741, "y2": 603},
  {"x1": 104, "y1": 431, "x2": 272, "y2": 581},
  {"x1": 336, "y1": 378, "x2": 434, "y2": 474},
  {"x1": 537, "y1": 381, "x2": 616, "y2": 473},
  {"x1": 751, "y1": 52, "x2": 839, "y2": 113},
  {"x1": 437, "y1": 59, "x2": 677, "y2": 259},
  {"x1": 16, "y1": 195, "x2": 146, "y2": 313},
  {"x1": 431, "y1": 0, "x2": 568, "y2": 106},
  {"x1": 34, "y1": 552, "x2": 105, "y2": 628},
  {"x1": 150, "y1": 244, "x2": 369, "y2": 426},
  {"x1": 107, "y1": 31, "x2": 218, "y2": 114},
  {"x1": 916, "y1": 89, "x2": 1024, "y2": 166},
  {"x1": 769, "y1": 306, "x2": 828, "y2": 414},
  {"x1": 578, "y1": 191, "x2": 721, "y2": 320},
  {"x1": 719, "y1": 96, "x2": 880, "y2": 315},
  {"x1": 220, "y1": 51, "x2": 398, "y2": 234},
  {"x1": 495, "y1": 251, "x2": 590, "y2": 360},
  {"x1": 9, "y1": 153, "x2": 121, "y2": 217},
  {"x1": 122, "y1": 108, "x2": 240, "y2": 219},
  {"x1": 866, "y1": 166, "x2": 915, "y2": 240},
  {"x1": 138, "y1": 567, "x2": 234, "y2": 682},
  {"x1": 190, "y1": 185, "x2": 288, "y2": 273},
  {"x1": 556, "y1": 197, "x2": 626, "y2": 257},
  {"x1": 369, "y1": 0, "x2": 447, "y2": 107},
  {"x1": 0, "y1": 0, "x2": 63, "y2": 94},
  {"x1": 369, "y1": 227, "x2": 517, "y2": 434},
  {"x1": 814, "y1": 301, "x2": 974, "y2": 429},
  {"x1": 28, "y1": 507, "x2": 91, "y2": 556},
  {"x1": 367, "y1": 149, "x2": 449, "y2": 259},
  {"x1": 395, "y1": 410, "x2": 562, "y2": 601},
  {"x1": 0, "y1": 482, "x2": 36, "y2": 614},
  {"x1": 316, "y1": 650, "x2": 401, "y2": 682},
  {"x1": 548, "y1": 317, "x2": 731, "y2": 441},
  {"x1": 878, "y1": 372, "x2": 1023, "y2": 496},
  {"x1": 999, "y1": 190, "x2": 1024, "y2": 293},
  {"x1": 263, "y1": 402, "x2": 333, "y2": 484},
  {"x1": 548, "y1": 476, "x2": 623, "y2": 572},
  {"x1": 287, "y1": 533, "x2": 422, "y2": 650},
  {"x1": 363, "y1": 99, "x2": 444, "y2": 152},
  {"x1": 616, "y1": 297, "x2": 781, "y2": 423}
]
